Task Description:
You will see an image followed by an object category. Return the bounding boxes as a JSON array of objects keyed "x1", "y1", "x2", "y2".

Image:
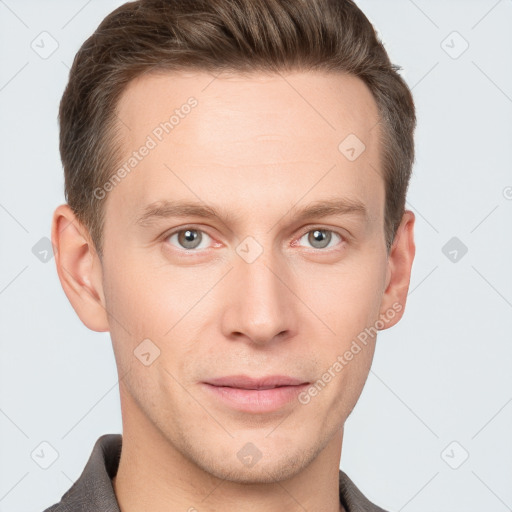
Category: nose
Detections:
[{"x1": 220, "y1": 248, "x2": 298, "y2": 347}]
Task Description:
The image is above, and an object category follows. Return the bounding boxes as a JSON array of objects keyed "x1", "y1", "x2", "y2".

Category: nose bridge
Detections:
[{"x1": 223, "y1": 238, "x2": 297, "y2": 345}]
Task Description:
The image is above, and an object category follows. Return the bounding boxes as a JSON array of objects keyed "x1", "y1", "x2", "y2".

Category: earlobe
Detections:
[
  {"x1": 51, "y1": 204, "x2": 110, "y2": 332},
  {"x1": 378, "y1": 210, "x2": 416, "y2": 330}
]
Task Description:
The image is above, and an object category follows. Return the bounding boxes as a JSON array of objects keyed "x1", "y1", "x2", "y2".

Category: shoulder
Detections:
[
  {"x1": 39, "y1": 434, "x2": 122, "y2": 512},
  {"x1": 339, "y1": 469, "x2": 391, "y2": 512}
]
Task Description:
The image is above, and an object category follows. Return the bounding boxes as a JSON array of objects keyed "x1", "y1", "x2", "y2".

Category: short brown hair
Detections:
[{"x1": 59, "y1": 0, "x2": 416, "y2": 258}]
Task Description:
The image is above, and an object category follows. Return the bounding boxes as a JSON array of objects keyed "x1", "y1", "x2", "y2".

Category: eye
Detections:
[
  {"x1": 166, "y1": 228, "x2": 212, "y2": 251},
  {"x1": 296, "y1": 228, "x2": 343, "y2": 250}
]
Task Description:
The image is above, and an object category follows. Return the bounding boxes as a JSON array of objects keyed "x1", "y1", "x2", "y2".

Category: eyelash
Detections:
[{"x1": 163, "y1": 225, "x2": 345, "y2": 254}]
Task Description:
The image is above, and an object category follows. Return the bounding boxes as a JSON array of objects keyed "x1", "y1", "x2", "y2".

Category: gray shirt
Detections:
[{"x1": 42, "y1": 434, "x2": 389, "y2": 512}]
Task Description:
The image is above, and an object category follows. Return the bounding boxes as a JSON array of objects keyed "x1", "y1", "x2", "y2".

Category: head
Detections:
[{"x1": 53, "y1": 0, "x2": 416, "y2": 484}]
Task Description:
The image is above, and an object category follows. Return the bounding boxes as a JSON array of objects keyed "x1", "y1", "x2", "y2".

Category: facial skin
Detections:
[{"x1": 52, "y1": 70, "x2": 415, "y2": 512}]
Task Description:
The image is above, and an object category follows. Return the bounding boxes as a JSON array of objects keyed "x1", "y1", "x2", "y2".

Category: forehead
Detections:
[
  {"x1": 110, "y1": 69, "x2": 384, "y2": 225},
  {"x1": 116, "y1": 69, "x2": 381, "y2": 148}
]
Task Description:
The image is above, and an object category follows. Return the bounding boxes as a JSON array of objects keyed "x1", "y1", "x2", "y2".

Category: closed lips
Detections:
[{"x1": 204, "y1": 375, "x2": 309, "y2": 389}]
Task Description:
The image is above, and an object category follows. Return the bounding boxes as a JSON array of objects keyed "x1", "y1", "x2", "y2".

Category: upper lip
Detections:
[{"x1": 204, "y1": 375, "x2": 308, "y2": 390}]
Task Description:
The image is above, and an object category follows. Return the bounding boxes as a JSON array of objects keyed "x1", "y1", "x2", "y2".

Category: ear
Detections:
[
  {"x1": 51, "y1": 204, "x2": 110, "y2": 332},
  {"x1": 378, "y1": 210, "x2": 416, "y2": 329}
]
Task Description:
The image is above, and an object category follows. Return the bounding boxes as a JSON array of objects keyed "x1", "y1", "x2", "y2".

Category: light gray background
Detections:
[{"x1": 1, "y1": 1, "x2": 511, "y2": 511}]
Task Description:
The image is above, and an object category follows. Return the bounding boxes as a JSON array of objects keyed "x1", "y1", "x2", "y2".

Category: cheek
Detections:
[
  {"x1": 101, "y1": 255, "x2": 170, "y2": 368},
  {"x1": 103, "y1": 253, "x2": 220, "y2": 374},
  {"x1": 102, "y1": 258, "x2": 198, "y2": 410},
  {"x1": 104, "y1": 253, "x2": 196, "y2": 331},
  {"x1": 296, "y1": 252, "x2": 387, "y2": 341},
  {"x1": 292, "y1": 251, "x2": 386, "y2": 409}
]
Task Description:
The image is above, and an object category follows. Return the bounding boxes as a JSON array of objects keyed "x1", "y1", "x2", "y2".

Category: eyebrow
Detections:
[{"x1": 135, "y1": 197, "x2": 369, "y2": 228}]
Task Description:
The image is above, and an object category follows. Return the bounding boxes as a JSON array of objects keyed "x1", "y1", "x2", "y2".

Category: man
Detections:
[{"x1": 46, "y1": 0, "x2": 416, "y2": 510}]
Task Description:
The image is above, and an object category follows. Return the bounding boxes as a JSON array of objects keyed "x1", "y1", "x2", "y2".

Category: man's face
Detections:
[{"x1": 100, "y1": 70, "x2": 393, "y2": 482}]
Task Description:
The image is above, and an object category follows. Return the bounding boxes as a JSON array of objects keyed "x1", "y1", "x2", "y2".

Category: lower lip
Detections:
[{"x1": 201, "y1": 383, "x2": 309, "y2": 413}]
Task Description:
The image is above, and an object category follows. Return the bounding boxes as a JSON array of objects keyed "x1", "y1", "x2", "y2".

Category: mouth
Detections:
[
  {"x1": 204, "y1": 374, "x2": 308, "y2": 389},
  {"x1": 201, "y1": 375, "x2": 310, "y2": 413}
]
